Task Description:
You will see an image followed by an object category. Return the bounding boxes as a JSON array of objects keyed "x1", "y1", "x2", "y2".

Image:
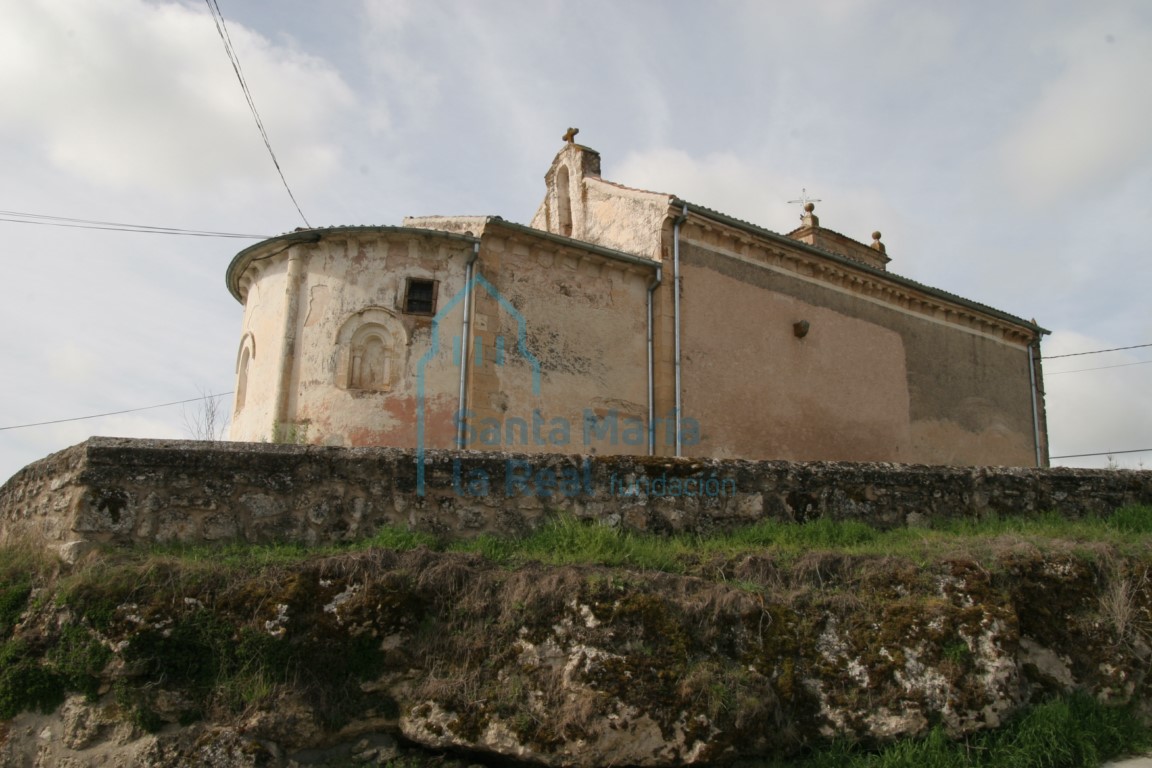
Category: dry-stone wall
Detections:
[{"x1": 2, "y1": 437, "x2": 1150, "y2": 559}]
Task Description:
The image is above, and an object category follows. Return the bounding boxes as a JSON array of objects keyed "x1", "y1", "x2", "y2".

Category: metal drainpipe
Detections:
[
  {"x1": 673, "y1": 204, "x2": 688, "y2": 456},
  {"x1": 1027, "y1": 339, "x2": 1042, "y2": 467},
  {"x1": 456, "y1": 242, "x2": 481, "y2": 449},
  {"x1": 274, "y1": 248, "x2": 305, "y2": 435},
  {"x1": 646, "y1": 264, "x2": 663, "y2": 455}
]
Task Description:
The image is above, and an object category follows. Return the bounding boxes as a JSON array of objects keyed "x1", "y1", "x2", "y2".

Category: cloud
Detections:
[
  {"x1": 999, "y1": 17, "x2": 1152, "y2": 205},
  {"x1": 613, "y1": 147, "x2": 905, "y2": 249},
  {"x1": 357, "y1": 0, "x2": 448, "y2": 132},
  {"x1": 0, "y1": 0, "x2": 354, "y2": 195},
  {"x1": 355, "y1": 0, "x2": 676, "y2": 186}
]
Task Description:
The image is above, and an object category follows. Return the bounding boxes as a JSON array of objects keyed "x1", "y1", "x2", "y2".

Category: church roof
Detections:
[
  {"x1": 225, "y1": 225, "x2": 481, "y2": 302},
  {"x1": 670, "y1": 197, "x2": 1049, "y2": 336},
  {"x1": 225, "y1": 220, "x2": 659, "y2": 303},
  {"x1": 563, "y1": 155, "x2": 1045, "y2": 336}
]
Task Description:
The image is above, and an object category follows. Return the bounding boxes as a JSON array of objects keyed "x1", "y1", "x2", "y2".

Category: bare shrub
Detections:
[
  {"x1": 182, "y1": 387, "x2": 229, "y2": 441},
  {"x1": 1100, "y1": 565, "x2": 1152, "y2": 651}
]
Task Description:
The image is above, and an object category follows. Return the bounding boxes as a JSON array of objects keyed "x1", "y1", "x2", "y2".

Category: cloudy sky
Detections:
[{"x1": 1, "y1": 0, "x2": 1150, "y2": 482}]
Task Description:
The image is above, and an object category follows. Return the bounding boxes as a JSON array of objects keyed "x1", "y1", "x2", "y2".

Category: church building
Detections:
[{"x1": 225, "y1": 136, "x2": 1049, "y2": 466}]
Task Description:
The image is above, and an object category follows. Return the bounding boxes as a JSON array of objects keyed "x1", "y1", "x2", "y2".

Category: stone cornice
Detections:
[
  {"x1": 673, "y1": 207, "x2": 1045, "y2": 346},
  {"x1": 225, "y1": 226, "x2": 479, "y2": 303}
]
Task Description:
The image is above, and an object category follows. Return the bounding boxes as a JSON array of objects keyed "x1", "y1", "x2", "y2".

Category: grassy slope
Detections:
[{"x1": 3, "y1": 506, "x2": 1152, "y2": 767}]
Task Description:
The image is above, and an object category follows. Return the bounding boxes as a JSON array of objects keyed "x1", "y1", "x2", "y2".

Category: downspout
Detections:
[
  {"x1": 646, "y1": 264, "x2": 663, "y2": 455},
  {"x1": 456, "y1": 242, "x2": 481, "y2": 449},
  {"x1": 673, "y1": 204, "x2": 688, "y2": 456},
  {"x1": 1027, "y1": 339, "x2": 1042, "y2": 467},
  {"x1": 274, "y1": 247, "x2": 306, "y2": 436}
]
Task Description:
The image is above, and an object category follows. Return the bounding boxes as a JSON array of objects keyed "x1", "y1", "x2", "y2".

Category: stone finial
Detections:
[
  {"x1": 871, "y1": 231, "x2": 886, "y2": 254},
  {"x1": 562, "y1": 127, "x2": 579, "y2": 144},
  {"x1": 801, "y1": 201, "x2": 819, "y2": 228}
]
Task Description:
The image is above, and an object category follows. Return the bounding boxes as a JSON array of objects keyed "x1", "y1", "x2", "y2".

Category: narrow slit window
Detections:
[
  {"x1": 404, "y1": 279, "x2": 437, "y2": 315},
  {"x1": 236, "y1": 347, "x2": 250, "y2": 412}
]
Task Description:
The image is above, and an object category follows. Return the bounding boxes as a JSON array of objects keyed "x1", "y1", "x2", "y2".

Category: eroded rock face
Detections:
[{"x1": 1, "y1": 545, "x2": 1151, "y2": 767}]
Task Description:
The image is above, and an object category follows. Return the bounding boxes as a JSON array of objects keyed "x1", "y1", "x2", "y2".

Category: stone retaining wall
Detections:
[{"x1": 1, "y1": 437, "x2": 1150, "y2": 559}]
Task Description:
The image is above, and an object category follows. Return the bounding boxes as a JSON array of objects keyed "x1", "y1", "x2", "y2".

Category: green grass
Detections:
[
  {"x1": 0, "y1": 638, "x2": 67, "y2": 719},
  {"x1": 761, "y1": 691, "x2": 1150, "y2": 768},
  {"x1": 720, "y1": 517, "x2": 884, "y2": 549},
  {"x1": 4, "y1": 505, "x2": 1149, "y2": 585},
  {"x1": 454, "y1": 514, "x2": 689, "y2": 571},
  {"x1": 46, "y1": 625, "x2": 111, "y2": 701},
  {"x1": 1106, "y1": 504, "x2": 1152, "y2": 535},
  {"x1": 0, "y1": 579, "x2": 31, "y2": 639},
  {"x1": 449, "y1": 504, "x2": 1152, "y2": 572}
]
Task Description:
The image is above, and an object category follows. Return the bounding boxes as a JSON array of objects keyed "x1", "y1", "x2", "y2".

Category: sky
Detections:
[{"x1": 1, "y1": 0, "x2": 1150, "y2": 483}]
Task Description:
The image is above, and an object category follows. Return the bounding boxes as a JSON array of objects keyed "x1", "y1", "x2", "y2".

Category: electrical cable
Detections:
[
  {"x1": 1045, "y1": 360, "x2": 1152, "y2": 376},
  {"x1": 1051, "y1": 448, "x2": 1152, "y2": 460},
  {"x1": 1044, "y1": 342, "x2": 1152, "y2": 360},
  {"x1": 0, "y1": 392, "x2": 233, "y2": 432},
  {"x1": 204, "y1": 0, "x2": 311, "y2": 228},
  {"x1": 0, "y1": 210, "x2": 267, "y2": 238}
]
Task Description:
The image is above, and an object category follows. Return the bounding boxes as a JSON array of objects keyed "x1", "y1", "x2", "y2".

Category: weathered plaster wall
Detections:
[
  {"x1": 679, "y1": 254, "x2": 912, "y2": 462},
  {"x1": 2, "y1": 438, "x2": 1148, "y2": 559},
  {"x1": 228, "y1": 229, "x2": 475, "y2": 449},
  {"x1": 530, "y1": 143, "x2": 669, "y2": 261},
  {"x1": 229, "y1": 256, "x2": 287, "y2": 442},
  {"x1": 291, "y1": 233, "x2": 472, "y2": 449},
  {"x1": 577, "y1": 176, "x2": 670, "y2": 261},
  {"x1": 227, "y1": 221, "x2": 656, "y2": 458},
  {"x1": 471, "y1": 229, "x2": 651, "y2": 457},
  {"x1": 678, "y1": 238, "x2": 1040, "y2": 466}
]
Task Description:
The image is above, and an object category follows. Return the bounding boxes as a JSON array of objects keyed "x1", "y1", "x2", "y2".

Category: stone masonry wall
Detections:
[{"x1": 1, "y1": 437, "x2": 1150, "y2": 560}]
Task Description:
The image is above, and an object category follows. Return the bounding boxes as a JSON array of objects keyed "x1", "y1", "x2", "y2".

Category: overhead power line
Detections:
[
  {"x1": 204, "y1": 0, "x2": 311, "y2": 228},
  {"x1": 0, "y1": 210, "x2": 267, "y2": 239},
  {"x1": 1046, "y1": 360, "x2": 1152, "y2": 376},
  {"x1": 1044, "y1": 342, "x2": 1152, "y2": 360},
  {"x1": 0, "y1": 392, "x2": 233, "y2": 432},
  {"x1": 1051, "y1": 448, "x2": 1152, "y2": 460}
]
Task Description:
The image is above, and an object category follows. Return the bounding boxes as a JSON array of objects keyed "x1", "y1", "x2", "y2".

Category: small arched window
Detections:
[
  {"x1": 234, "y1": 333, "x2": 255, "y2": 413},
  {"x1": 236, "y1": 348, "x2": 251, "y2": 410}
]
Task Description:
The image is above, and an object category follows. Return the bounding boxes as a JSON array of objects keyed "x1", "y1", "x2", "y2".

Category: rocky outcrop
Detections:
[{"x1": 1, "y1": 542, "x2": 1150, "y2": 767}]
